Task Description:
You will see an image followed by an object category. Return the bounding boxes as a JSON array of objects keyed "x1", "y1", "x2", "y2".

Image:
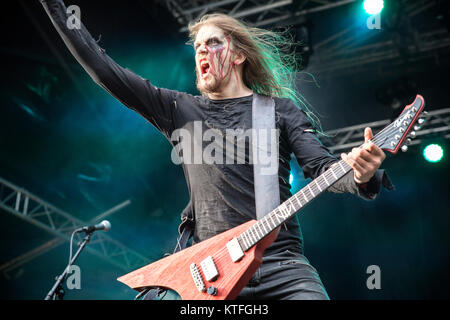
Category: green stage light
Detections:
[
  {"x1": 363, "y1": 0, "x2": 384, "y2": 15},
  {"x1": 423, "y1": 144, "x2": 444, "y2": 163}
]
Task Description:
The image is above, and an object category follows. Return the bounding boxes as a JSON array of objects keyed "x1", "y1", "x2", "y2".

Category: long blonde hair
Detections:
[{"x1": 188, "y1": 13, "x2": 322, "y2": 131}]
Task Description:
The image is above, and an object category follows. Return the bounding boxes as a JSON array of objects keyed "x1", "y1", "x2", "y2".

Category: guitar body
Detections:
[{"x1": 117, "y1": 220, "x2": 278, "y2": 300}]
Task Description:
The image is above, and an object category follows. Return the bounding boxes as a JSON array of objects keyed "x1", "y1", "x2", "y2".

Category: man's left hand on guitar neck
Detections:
[{"x1": 340, "y1": 127, "x2": 387, "y2": 186}]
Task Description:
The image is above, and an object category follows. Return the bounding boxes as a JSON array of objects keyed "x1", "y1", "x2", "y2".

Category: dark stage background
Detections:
[{"x1": 0, "y1": 0, "x2": 449, "y2": 300}]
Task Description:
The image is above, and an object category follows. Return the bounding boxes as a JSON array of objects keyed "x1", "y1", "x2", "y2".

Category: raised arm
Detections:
[{"x1": 39, "y1": 0, "x2": 177, "y2": 136}]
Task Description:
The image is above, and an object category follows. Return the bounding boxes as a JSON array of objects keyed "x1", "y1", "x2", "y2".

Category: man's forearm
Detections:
[
  {"x1": 39, "y1": 0, "x2": 177, "y2": 125},
  {"x1": 327, "y1": 168, "x2": 394, "y2": 200}
]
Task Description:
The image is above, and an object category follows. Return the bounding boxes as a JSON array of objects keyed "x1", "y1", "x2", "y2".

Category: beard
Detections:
[
  {"x1": 196, "y1": 69, "x2": 219, "y2": 94},
  {"x1": 195, "y1": 67, "x2": 231, "y2": 95}
]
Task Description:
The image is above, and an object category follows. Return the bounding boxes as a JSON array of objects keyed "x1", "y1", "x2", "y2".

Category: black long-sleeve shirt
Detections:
[{"x1": 40, "y1": 0, "x2": 392, "y2": 255}]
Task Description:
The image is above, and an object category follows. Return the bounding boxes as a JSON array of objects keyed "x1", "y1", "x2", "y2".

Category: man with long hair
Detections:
[{"x1": 40, "y1": 1, "x2": 390, "y2": 299}]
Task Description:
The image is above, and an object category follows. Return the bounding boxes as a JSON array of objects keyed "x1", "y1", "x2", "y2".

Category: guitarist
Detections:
[{"x1": 40, "y1": 1, "x2": 392, "y2": 299}]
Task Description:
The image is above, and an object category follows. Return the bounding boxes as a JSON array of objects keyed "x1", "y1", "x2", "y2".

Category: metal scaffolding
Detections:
[
  {"x1": 0, "y1": 177, "x2": 150, "y2": 276},
  {"x1": 162, "y1": 0, "x2": 357, "y2": 31},
  {"x1": 308, "y1": 28, "x2": 450, "y2": 77},
  {"x1": 322, "y1": 107, "x2": 450, "y2": 154},
  {"x1": 306, "y1": 0, "x2": 450, "y2": 77},
  {"x1": 159, "y1": 0, "x2": 450, "y2": 77}
]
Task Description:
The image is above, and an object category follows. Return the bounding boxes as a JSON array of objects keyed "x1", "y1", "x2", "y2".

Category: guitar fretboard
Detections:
[{"x1": 237, "y1": 159, "x2": 352, "y2": 251}]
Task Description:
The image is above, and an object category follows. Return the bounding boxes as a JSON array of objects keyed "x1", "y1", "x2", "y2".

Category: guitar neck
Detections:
[
  {"x1": 236, "y1": 94, "x2": 426, "y2": 252},
  {"x1": 237, "y1": 159, "x2": 352, "y2": 251}
]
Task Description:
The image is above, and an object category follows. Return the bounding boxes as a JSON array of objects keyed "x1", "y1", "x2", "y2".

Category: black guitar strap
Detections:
[{"x1": 140, "y1": 93, "x2": 279, "y2": 300}]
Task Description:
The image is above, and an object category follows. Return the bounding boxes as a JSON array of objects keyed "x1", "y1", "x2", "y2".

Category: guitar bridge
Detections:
[{"x1": 190, "y1": 263, "x2": 206, "y2": 292}]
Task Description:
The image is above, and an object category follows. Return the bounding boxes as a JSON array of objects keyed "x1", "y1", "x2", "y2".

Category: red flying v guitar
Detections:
[{"x1": 118, "y1": 95, "x2": 426, "y2": 300}]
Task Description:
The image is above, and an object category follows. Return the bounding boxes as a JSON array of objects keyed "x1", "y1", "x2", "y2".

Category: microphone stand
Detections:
[{"x1": 44, "y1": 231, "x2": 92, "y2": 300}]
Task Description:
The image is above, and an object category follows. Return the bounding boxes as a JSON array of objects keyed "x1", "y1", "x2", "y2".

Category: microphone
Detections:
[{"x1": 77, "y1": 220, "x2": 111, "y2": 233}]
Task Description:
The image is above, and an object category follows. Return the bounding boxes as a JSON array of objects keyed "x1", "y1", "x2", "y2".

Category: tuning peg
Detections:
[
  {"x1": 406, "y1": 138, "x2": 412, "y2": 145},
  {"x1": 420, "y1": 111, "x2": 429, "y2": 120},
  {"x1": 401, "y1": 145, "x2": 408, "y2": 152},
  {"x1": 409, "y1": 131, "x2": 416, "y2": 138},
  {"x1": 418, "y1": 118, "x2": 426, "y2": 125},
  {"x1": 414, "y1": 125, "x2": 421, "y2": 131}
]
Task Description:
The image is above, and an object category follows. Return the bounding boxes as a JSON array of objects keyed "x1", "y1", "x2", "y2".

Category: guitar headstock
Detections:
[{"x1": 375, "y1": 95, "x2": 426, "y2": 154}]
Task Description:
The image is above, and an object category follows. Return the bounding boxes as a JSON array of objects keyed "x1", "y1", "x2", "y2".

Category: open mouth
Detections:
[{"x1": 200, "y1": 60, "x2": 210, "y2": 77}]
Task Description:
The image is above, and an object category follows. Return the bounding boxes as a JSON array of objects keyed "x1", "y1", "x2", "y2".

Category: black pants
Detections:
[{"x1": 236, "y1": 250, "x2": 330, "y2": 300}]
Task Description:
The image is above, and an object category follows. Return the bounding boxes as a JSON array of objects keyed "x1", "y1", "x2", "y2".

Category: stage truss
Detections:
[
  {"x1": 163, "y1": 0, "x2": 357, "y2": 31},
  {"x1": 322, "y1": 107, "x2": 450, "y2": 154},
  {"x1": 0, "y1": 177, "x2": 150, "y2": 277},
  {"x1": 159, "y1": 0, "x2": 450, "y2": 77}
]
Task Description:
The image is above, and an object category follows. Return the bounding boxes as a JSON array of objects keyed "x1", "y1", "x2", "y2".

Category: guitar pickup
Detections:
[
  {"x1": 200, "y1": 256, "x2": 219, "y2": 282},
  {"x1": 226, "y1": 237, "x2": 244, "y2": 262}
]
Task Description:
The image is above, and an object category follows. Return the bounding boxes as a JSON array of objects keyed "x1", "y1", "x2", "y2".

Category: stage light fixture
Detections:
[
  {"x1": 423, "y1": 144, "x2": 444, "y2": 163},
  {"x1": 363, "y1": 0, "x2": 384, "y2": 15}
]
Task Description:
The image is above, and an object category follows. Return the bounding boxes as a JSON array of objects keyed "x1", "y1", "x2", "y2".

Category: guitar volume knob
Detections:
[{"x1": 207, "y1": 286, "x2": 218, "y2": 296}]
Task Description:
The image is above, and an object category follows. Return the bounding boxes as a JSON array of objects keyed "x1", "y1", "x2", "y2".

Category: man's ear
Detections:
[{"x1": 233, "y1": 51, "x2": 247, "y2": 66}]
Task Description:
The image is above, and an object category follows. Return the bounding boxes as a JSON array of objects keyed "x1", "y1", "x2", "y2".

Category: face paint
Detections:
[
  {"x1": 205, "y1": 36, "x2": 233, "y2": 81},
  {"x1": 195, "y1": 26, "x2": 243, "y2": 94}
]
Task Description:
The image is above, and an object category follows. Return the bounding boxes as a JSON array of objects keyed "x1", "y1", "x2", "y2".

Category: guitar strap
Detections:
[
  {"x1": 175, "y1": 93, "x2": 279, "y2": 241},
  {"x1": 141, "y1": 93, "x2": 280, "y2": 299},
  {"x1": 251, "y1": 93, "x2": 280, "y2": 219}
]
